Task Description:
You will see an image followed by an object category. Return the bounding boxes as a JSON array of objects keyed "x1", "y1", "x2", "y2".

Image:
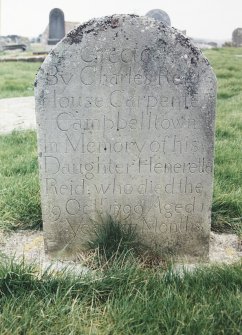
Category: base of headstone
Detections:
[{"x1": 48, "y1": 38, "x2": 61, "y2": 45}]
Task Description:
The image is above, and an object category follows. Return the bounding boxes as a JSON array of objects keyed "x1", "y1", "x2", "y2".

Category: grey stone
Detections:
[
  {"x1": 42, "y1": 21, "x2": 80, "y2": 46},
  {"x1": 35, "y1": 14, "x2": 216, "y2": 261},
  {"x1": 48, "y1": 8, "x2": 65, "y2": 45},
  {"x1": 232, "y1": 28, "x2": 242, "y2": 47},
  {"x1": 146, "y1": 9, "x2": 171, "y2": 26},
  {"x1": 207, "y1": 42, "x2": 218, "y2": 48},
  {"x1": 0, "y1": 35, "x2": 30, "y2": 51}
]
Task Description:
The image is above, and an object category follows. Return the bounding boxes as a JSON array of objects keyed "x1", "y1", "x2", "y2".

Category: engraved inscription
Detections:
[{"x1": 35, "y1": 15, "x2": 216, "y2": 259}]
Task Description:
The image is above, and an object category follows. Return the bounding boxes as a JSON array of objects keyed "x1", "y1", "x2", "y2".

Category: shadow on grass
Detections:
[{"x1": 86, "y1": 215, "x2": 164, "y2": 269}]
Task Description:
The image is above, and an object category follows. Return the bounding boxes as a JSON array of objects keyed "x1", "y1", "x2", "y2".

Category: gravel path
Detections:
[
  {"x1": 0, "y1": 96, "x2": 36, "y2": 134},
  {"x1": 0, "y1": 230, "x2": 89, "y2": 275},
  {"x1": 0, "y1": 230, "x2": 241, "y2": 275}
]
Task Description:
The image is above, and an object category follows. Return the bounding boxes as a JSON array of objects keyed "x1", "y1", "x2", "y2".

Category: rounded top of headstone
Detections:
[
  {"x1": 232, "y1": 27, "x2": 242, "y2": 46},
  {"x1": 37, "y1": 14, "x2": 215, "y2": 84},
  {"x1": 49, "y1": 8, "x2": 65, "y2": 18},
  {"x1": 232, "y1": 27, "x2": 242, "y2": 36},
  {"x1": 36, "y1": 14, "x2": 216, "y2": 101},
  {"x1": 233, "y1": 27, "x2": 242, "y2": 32},
  {"x1": 146, "y1": 9, "x2": 171, "y2": 26}
]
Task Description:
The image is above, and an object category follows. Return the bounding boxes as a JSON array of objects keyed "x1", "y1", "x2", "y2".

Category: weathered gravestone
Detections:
[
  {"x1": 232, "y1": 28, "x2": 242, "y2": 47},
  {"x1": 35, "y1": 15, "x2": 216, "y2": 260},
  {"x1": 146, "y1": 9, "x2": 171, "y2": 26},
  {"x1": 48, "y1": 8, "x2": 65, "y2": 45}
]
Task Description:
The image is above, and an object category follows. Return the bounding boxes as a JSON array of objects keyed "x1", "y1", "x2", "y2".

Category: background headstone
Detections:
[
  {"x1": 0, "y1": 35, "x2": 30, "y2": 51},
  {"x1": 48, "y1": 8, "x2": 65, "y2": 45},
  {"x1": 232, "y1": 28, "x2": 242, "y2": 47},
  {"x1": 41, "y1": 21, "x2": 80, "y2": 46},
  {"x1": 35, "y1": 15, "x2": 216, "y2": 260},
  {"x1": 207, "y1": 42, "x2": 218, "y2": 48},
  {"x1": 146, "y1": 9, "x2": 171, "y2": 26}
]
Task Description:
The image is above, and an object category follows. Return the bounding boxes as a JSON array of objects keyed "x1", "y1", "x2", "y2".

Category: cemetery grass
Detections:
[
  {"x1": 204, "y1": 48, "x2": 242, "y2": 234},
  {"x1": 0, "y1": 48, "x2": 241, "y2": 234},
  {"x1": 0, "y1": 130, "x2": 41, "y2": 230},
  {"x1": 0, "y1": 255, "x2": 241, "y2": 335},
  {"x1": 0, "y1": 61, "x2": 41, "y2": 98}
]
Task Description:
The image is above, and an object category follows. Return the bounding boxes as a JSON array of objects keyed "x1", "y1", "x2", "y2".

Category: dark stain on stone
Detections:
[
  {"x1": 130, "y1": 14, "x2": 138, "y2": 18},
  {"x1": 39, "y1": 89, "x2": 45, "y2": 102},
  {"x1": 34, "y1": 80, "x2": 37, "y2": 87},
  {"x1": 157, "y1": 23, "x2": 167, "y2": 31},
  {"x1": 185, "y1": 69, "x2": 200, "y2": 97},
  {"x1": 85, "y1": 28, "x2": 95, "y2": 34},
  {"x1": 64, "y1": 19, "x2": 95, "y2": 44},
  {"x1": 203, "y1": 57, "x2": 210, "y2": 66},
  {"x1": 111, "y1": 17, "x2": 119, "y2": 28},
  {"x1": 158, "y1": 38, "x2": 167, "y2": 45},
  {"x1": 175, "y1": 34, "x2": 200, "y2": 59},
  {"x1": 50, "y1": 49, "x2": 56, "y2": 57},
  {"x1": 191, "y1": 57, "x2": 197, "y2": 66},
  {"x1": 64, "y1": 15, "x2": 138, "y2": 45},
  {"x1": 186, "y1": 85, "x2": 197, "y2": 97}
]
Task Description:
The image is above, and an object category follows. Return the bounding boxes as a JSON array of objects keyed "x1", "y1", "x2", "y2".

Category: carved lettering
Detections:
[{"x1": 35, "y1": 15, "x2": 216, "y2": 259}]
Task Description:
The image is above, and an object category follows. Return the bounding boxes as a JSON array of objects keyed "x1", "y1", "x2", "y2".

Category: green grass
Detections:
[
  {"x1": 204, "y1": 48, "x2": 242, "y2": 233},
  {"x1": 88, "y1": 215, "x2": 141, "y2": 261},
  {"x1": 0, "y1": 61, "x2": 41, "y2": 98},
  {"x1": 86, "y1": 215, "x2": 162, "y2": 269},
  {"x1": 0, "y1": 131, "x2": 41, "y2": 230},
  {"x1": 0, "y1": 256, "x2": 241, "y2": 334}
]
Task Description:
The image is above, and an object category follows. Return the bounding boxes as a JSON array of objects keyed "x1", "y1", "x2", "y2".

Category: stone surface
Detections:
[
  {"x1": 146, "y1": 9, "x2": 171, "y2": 26},
  {"x1": 232, "y1": 28, "x2": 242, "y2": 47},
  {"x1": 48, "y1": 8, "x2": 65, "y2": 45},
  {"x1": 35, "y1": 14, "x2": 216, "y2": 260},
  {"x1": 0, "y1": 35, "x2": 30, "y2": 51}
]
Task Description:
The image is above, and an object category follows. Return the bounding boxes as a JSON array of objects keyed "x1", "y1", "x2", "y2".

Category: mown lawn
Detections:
[
  {"x1": 0, "y1": 131, "x2": 41, "y2": 230},
  {"x1": 204, "y1": 48, "x2": 242, "y2": 233},
  {"x1": 0, "y1": 61, "x2": 41, "y2": 98},
  {"x1": 0, "y1": 255, "x2": 241, "y2": 335}
]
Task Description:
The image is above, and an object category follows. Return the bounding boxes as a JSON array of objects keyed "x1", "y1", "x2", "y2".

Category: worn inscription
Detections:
[{"x1": 35, "y1": 15, "x2": 216, "y2": 259}]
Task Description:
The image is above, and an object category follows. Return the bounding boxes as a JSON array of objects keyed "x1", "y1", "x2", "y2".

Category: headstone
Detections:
[
  {"x1": 35, "y1": 15, "x2": 216, "y2": 260},
  {"x1": 0, "y1": 35, "x2": 30, "y2": 51},
  {"x1": 146, "y1": 9, "x2": 171, "y2": 26},
  {"x1": 48, "y1": 8, "x2": 65, "y2": 45},
  {"x1": 232, "y1": 28, "x2": 242, "y2": 47},
  {"x1": 208, "y1": 42, "x2": 218, "y2": 48}
]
